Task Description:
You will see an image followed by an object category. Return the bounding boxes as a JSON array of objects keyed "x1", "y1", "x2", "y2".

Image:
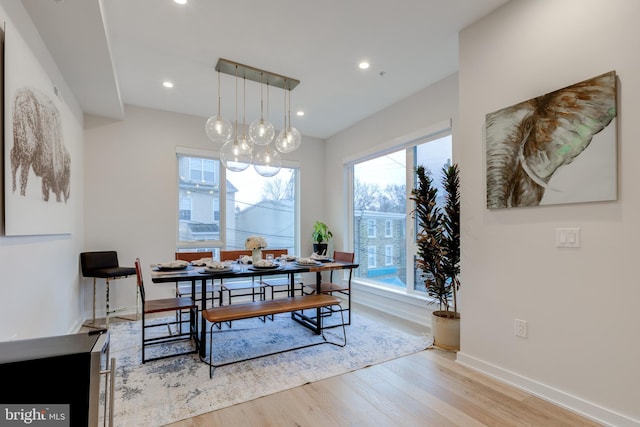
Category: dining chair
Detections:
[
  {"x1": 303, "y1": 251, "x2": 355, "y2": 325},
  {"x1": 80, "y1": 251, "x2": 137, "y2": 326},
  {"x1": 135, "y1": 258, "x2": 198, "y2": 363},
  {"x1": 174, "y1": 251, "x2": 222, "y2": 307},
  {"x1": 219, "y1": 250, "x2": 267, "y2": 304},
  {"x1": 260, "y1": 249, "x2": 303, "y2": 298}
]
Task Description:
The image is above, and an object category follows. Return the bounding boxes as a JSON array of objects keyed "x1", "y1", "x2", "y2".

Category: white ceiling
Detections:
[{"x1": 21, "y1": 0, "x2": 509, "y2": 139}]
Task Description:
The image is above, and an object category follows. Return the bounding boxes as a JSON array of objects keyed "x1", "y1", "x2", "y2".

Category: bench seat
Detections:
[
  {"x1": 202, "y1": 295, "x2": 340, "y2": 324},
  {"x1": 202, "y1": 295, "x2": 346, "y2": 377}
]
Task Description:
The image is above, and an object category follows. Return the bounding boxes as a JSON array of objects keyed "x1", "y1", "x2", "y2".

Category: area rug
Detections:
[{"x1": 105, "y1": 312, "x2": 433, "y2": 426}]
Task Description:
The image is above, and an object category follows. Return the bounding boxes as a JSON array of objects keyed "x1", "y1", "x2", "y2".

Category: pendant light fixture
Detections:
[
  {"x1": 248, "y1": 74, "x2": 275, "y2": 146},
  {"x1": 274, "y1": 86, "x2": 301, "y2": 153},
  {"x1": 205, "y1": 70, "x2": 233, "y2": 143},
  {"x1": 212, "y1": 58, "x2": 300, "y2": 174},
  {"x1": 220, "y1": 65, "x2": 252, "y2": 172}
]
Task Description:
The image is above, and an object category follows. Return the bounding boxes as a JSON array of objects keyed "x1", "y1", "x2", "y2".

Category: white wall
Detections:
[
  {"x1": 325, "y1": 74, "x2": 459, "y2": 325},
  {"x1": 83, "y1": 105, "x2": 325, "y2": 315},
  {"x1": 457, "y1": 0, "x2": 640, "y2": 425},
  {"x1": 0, "y1": 1, "x2": 85, "y2": 340}
]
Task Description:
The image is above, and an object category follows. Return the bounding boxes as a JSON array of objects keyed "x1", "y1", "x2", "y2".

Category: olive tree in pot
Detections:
[
  {"x1": 312, "y1": 221, "x2": 333, "y2": 256},
  {"x1": 410, "y1": 163, "x2": 460, "y2": 350}
]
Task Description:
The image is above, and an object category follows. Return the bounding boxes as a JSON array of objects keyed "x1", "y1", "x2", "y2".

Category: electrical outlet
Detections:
[{"x1": 514, "y1": 319, "x2": 527, "y2": 338}]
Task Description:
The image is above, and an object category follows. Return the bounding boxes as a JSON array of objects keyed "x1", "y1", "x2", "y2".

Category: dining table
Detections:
[{"x1": 150, "y1": 258, "x2": 358, "y2": 358}]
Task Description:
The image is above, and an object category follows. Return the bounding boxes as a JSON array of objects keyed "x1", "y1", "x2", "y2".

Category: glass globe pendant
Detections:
[
  {"x1": 275, "y1": 127, "x2": 301, "y2": 153},
  {"x1": 205, "y1": 71, "x2": 233, "y2": 143},
  {"x1": 254, "y1": 144, "x2": 282, "y2": 177},
  {"x1": 205, "y1": 115, "x2": 233, "y2": 143},
  {"x1": 249, "y1": 77, "x2": 275, "y2": 146},
  {"x1": 220, "y1": 138, "x2": 252, "y2": 172},
  {"x1": 275, "y1": 88, "x2": 301, "y2": 153}
]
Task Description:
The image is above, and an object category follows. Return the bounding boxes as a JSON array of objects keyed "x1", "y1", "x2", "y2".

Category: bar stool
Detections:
[{"x1": 80, "y1": 251, "x2": 136, "y2": 326}]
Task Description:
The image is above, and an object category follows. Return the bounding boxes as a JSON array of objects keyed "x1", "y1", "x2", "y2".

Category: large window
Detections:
[
  {"x1": 225, "y1": 167, "x2": 297, "y2": 255},
  {"x1": 350, "y1": 132, "x2": 452, "y2": 293},
  {"x1": 177, "y1": 150, "x2": 299, "y2": 256}
]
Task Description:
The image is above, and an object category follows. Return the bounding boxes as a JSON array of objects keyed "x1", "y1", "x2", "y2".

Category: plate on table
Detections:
[
  {"x1": 249, "y1": 264, "x2": 281, "y2": 271},
  {"x1": 295, "y1": 259, "x2": 321, "y2": 266},
  {"x1": 201, "y1": 266, "x2": 233, "y2": 274},
  {"x1": 311, "y1": 254, "x2": 333, "y2": 262},
  {"x1": 155, "y1": 261, "x2": 190, "y2": 271}
]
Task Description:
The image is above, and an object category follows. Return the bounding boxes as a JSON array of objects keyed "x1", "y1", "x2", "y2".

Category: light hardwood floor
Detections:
[{"x1": 162, "y1": 309, "x2": 603, "y2": 427}]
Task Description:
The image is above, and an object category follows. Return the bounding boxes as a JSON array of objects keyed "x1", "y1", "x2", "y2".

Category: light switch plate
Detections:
[{"x1": 556, "y1": 228, "x2": 580, "y2": 248}]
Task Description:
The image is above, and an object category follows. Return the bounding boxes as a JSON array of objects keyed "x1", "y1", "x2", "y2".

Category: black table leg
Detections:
[
  {"x1": 199, "y1": 278, "x2": 207, "y2": 358},
  {"x1": 315, "y1": 271, "x2": 322, "y2": 333}
]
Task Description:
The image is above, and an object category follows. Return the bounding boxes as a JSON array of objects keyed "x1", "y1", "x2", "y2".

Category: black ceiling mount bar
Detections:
[{"x1": 215, "y1": 58, "x2": 300, "y2": 91}]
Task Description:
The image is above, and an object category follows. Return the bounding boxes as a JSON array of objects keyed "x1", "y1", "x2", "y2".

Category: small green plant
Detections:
[{"x1": 312, "y1": 221, "x2": 333, "y2": 243}]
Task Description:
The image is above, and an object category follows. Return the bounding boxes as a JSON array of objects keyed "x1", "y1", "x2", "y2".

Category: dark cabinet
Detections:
[{"x1": 0, "y1": 330, "x2": 113, "y2": 426}]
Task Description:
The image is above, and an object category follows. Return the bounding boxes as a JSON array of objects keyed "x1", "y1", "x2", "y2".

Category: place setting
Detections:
[
  {"x1": 310, "y1": 252, "x2": 333, "y2": 263},
  {"x1": 200, "y1": 261, "x2": 234, "y2": 274},
  {"x1": 248, "y1": 258, "x2": 283, "y2": 271},
  {"x1": 153, "y1": 259, "x2": 191, "y2": 271},
  {"x1": 294, "y1": 257, "x2": 322, "y2": 267}
]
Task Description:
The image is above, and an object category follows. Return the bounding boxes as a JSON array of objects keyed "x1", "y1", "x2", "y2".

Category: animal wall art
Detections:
[
  {"x1": 11, "y1": 87, "x2": 71, "y2": 204},
  {"x1": 485, "y1": 71, "x2": 617, "y2": 209}
]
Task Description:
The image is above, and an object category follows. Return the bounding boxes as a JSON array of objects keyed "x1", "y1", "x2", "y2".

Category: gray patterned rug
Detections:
[{"x1": 106, "y1": 312, "x2": 433, "y2": 426}]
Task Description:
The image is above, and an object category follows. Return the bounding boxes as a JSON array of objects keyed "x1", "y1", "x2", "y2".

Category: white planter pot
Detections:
[{"x1": 432, "y1": 310, "x2": 460, "y2": 351}]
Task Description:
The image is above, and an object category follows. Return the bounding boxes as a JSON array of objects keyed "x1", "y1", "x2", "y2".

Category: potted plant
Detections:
[
  {"x1": 410, "y1": 163, "x2": 460, "y2": 350},
  {"x1": 312, "y1": 221, "x2": 333, "y2": 256}
]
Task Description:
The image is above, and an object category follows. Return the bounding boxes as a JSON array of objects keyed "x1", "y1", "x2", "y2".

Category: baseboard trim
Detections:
[{"x1": 456, "y1": 352, "x2": 639, "y2": 427}]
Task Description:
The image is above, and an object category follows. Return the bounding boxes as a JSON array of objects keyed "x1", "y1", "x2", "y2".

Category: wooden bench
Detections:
[{"x1": 202, "y1": 295, "x2": 347, "y2": 377}]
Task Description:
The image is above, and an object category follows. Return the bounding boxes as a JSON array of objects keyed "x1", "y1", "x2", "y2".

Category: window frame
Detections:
[
  {"x1": 344, "y1": 120, "x2": 452, "y2": 297},
  {"x1": 384, "y1": 219, "x2": 393, "y2": 238},
  {"x1": 367, "y1": 245, "x2": 377, "y2": 268},
  {"x1": 384, "y1": 244, "x2": 393, "y2": 266},
  {"x1": 367, "y1": 219, "x2": 376, "y2": 238},
  {"x1": 175, "y1": 146, "x2": 301, "y2": 254}
]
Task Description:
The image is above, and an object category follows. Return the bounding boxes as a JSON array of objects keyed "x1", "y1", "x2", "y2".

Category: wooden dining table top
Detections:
[{"x1": 150, "y1": 260, "x2": 358, "y2": 283}]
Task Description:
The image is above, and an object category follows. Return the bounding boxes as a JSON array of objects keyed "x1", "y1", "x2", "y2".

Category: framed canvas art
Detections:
[
  {"x1": 485, "y1": 71, "x2": 617, "y2": 209},
  {"x1": 3, "y1": 25, "x2": 73, "y2": 235}
]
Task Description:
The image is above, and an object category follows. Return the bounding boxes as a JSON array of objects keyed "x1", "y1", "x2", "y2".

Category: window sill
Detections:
[{"x1": 352, "y1": 279, "x2": 435, "y2": 327}]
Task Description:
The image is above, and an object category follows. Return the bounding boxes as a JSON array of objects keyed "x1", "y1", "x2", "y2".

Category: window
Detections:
[
  {"x1": 385, "y1": 245, "x2": 393, "y2": 265},
  {"x1": 179, "y1": 197, "x2": 192, "y2": 221},
  {"x1": 177, "y1": 150, "x2": 299, "y2": 256},
  {"x1": 225, "y1": 167, "x2": 298, "y2": 255},
  {"x1": 367, "y1": 246, "x2": 377, "y2": 268},
  {"x1": 385, "y1": 220, "x2": 392, "y2": 237},
  {"x1": 367, "y1": 220, "x2": 376, "y2": 237},
  {"x1": 350, "y1": 132, "x2": 452, "y2": 293},
  {"x1": 178, "y1": 154, "x2": 221, "y2": 244},
  {"x1": 189, "y1": 158, "x2": 215, "y2": 183}
]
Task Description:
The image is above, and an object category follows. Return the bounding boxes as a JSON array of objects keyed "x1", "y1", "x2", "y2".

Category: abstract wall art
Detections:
[
  {"x1": 3, "y1": 26, "x2": 74, "y2": 235},
  {"x1": 485, "y1": 71, "x2": 617, "y2": 209}
]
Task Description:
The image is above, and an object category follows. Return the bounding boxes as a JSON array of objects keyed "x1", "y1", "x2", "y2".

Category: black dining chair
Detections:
[{"x1": 80, "y1": 251, "x2": 137, "y2": 326}]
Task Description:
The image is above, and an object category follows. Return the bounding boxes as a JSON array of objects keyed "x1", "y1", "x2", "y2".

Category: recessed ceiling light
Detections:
[
  {"x1": 296, "y1": 111, "x2": 304, "y2": 117},
  {"x1": 174, "y1": 0, "x2": 187, "y2": 4},
  {"x1": 163, "y1": 81, "x2": 174, "y2": 88},
  {"x1": 358, "y1": 61, "x2": 370, "y2": 70}
]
